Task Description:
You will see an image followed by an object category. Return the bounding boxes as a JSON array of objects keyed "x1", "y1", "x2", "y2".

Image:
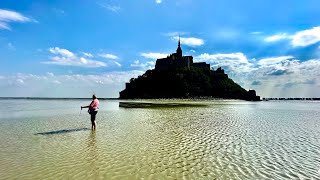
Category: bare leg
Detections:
[
  {"x1": 91, "y1": 112, "x2": 97, "y2": 130},
  {"x1": 91, "y1": 114, "x2": 95, "y2": 130}
]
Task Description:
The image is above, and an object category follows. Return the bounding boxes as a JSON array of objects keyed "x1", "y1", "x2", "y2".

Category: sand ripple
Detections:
[{"x1": 1, "y1": 100, "x2": 320, "y2": 179}]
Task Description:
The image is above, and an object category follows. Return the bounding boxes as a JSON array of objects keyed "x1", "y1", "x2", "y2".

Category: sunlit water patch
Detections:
[{"x1": 0, "y1": 99, "x2": 320, "y2": 179}]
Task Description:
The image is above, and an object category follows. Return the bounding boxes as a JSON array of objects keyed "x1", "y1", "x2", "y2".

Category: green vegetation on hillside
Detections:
[{"x1": 120, "y1": 67, "x2": 260, "y2": 101}]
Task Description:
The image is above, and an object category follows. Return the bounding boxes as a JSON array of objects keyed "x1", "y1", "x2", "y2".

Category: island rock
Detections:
[{"x1": 120, "y1": 38, "x2": 260, "y2": 101}]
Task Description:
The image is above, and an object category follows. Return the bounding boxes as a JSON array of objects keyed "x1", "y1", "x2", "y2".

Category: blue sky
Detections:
[{"x1": 1, "y1": 0, "x2": 320, "y2": 98}]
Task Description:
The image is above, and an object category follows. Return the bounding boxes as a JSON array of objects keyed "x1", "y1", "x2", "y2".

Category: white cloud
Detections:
[
  {"x1": 156, "y1": 0, "x2": 162, "y2": 4},
  {"x1": 131, "y1": 60, "x2": 155, "y2": 70},
  {"x1": 0, "y1": 9, "x2": 33, "y2": 30},
  {"x1": 195, "y1": 52, "x2": 255, "y2": 73},
  {"x1": 250, "y1": 32, "x2": 263, "y2": 35},
  {"x1": 52, "y1": 80, "x2": 61, "y2": 84},
  {"x1": 195, "y1": 52, "x2": 320, "y2": 97},
  {"x1": 5, "y1": 78, "x2": 25, "y2": 86},
  {"x1": 291, "y1": 27, "x2": 320, "y2": 47},
  {"x1": 49, "y1": 47, "x2": 75, "y2": 58},
  {"x1": 141, "y1": 52, "x2": 168, "y2": 59},
  {"x1": 16, "y1": 79, "x2": 24, "y2": 84},
  {"x1": 46, "y1": 72, "x2": 54, "y2": 77},
  {"x1": 0, "y1": 71, "x2": 144, "y2": 97},
  {"x1": 194, "y1": 52, "x2": 320, "y2": 97},
  {"x1": 98, "y1": 53, "x2": 119, "y2": 60},
  {"x1": 97, "y1": 3, "x2": 121, "y2": 13},
  {"x1": 79, "y1": 57, "x2": 88, "y2": 64},
  {"x1": 96, "y1": 80, "x2": 105, "y2": 85},
  {"x1": 0, "y1": 22, "x2": 9, "y2": 29},
  {"x1": 82, "y1": 52, "x2": 93, "y2": 58},
  {"x1": 264, "y1": 27, "x2": 320, "y2": 47},
  {"x1": 43, "y1": 56, "x2": 107, "y2": 68},
  {"x1": 173, "y1": 36, "x2": 204, "y2": 47},
  {"x1": 258, "y1": 56, "x2": 294, "y2": 67},
  {"x1": 264, "y1": 33, "x2": 289, "y2": 42},
  {"x1": 196, "y1": 53, "x2": 248, "y2": 63},
  {"x1": 253, "y1": 58, "x2": 320, "y2": 97},
  {"x1": 43, "y1": 47, "x2": 107, "y2": 68},
  {"x1": 113, "y1": 61, "x2": 122, "y2": 67},
  {"x1": 107, "y1": 5, "x2": 121, "y2": 13}
]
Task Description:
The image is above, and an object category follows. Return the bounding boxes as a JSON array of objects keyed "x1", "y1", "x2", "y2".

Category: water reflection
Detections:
[
  {"x1": 85, "y1": 130, "x2": 100, "y2": 178},
  {"x1": 87, "y1": 130, "x2": 97, "y2": 149}
]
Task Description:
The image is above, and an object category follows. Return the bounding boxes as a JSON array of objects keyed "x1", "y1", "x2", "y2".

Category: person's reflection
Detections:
[
  {"x1": 88, "y1": 130, "x2": 97, "y2": 149},
  {"x1": 86, "y1": 131, "x2": 98, "y2": 163},
  {"x1": 86, "y1": 130, "x2": 99, "y2": 177}
]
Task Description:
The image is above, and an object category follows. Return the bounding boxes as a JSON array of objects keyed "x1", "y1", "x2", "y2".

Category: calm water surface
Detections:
[{"x1": 0, "y1": 99, "x2": 320, "y2": 179}]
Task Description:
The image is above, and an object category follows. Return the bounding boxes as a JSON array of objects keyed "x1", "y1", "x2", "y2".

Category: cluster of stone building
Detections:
[{"x1": 155, "y1": 38, "x2": 210, "y2": 71}]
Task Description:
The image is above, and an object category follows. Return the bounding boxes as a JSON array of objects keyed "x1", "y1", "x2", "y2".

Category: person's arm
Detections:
[
  {"x1": 81, "y1": 101, "x2": 94, "y2": 109},
  {"x1": 81, "y1": 105, "x2": 90, "y2": 109}
]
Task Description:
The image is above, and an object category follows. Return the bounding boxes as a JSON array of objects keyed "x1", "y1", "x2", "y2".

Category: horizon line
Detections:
[
  {"x1": 0, "y1": 97, "x2": 320, "y2": 100},
  {"x1": 0, "y1": 97, "x2": 119, "y2": 100}
]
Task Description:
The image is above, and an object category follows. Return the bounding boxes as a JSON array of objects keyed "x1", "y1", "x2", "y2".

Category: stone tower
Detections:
[{"x1": 176, "y1": 35, "x2": 182, "y2": 58}]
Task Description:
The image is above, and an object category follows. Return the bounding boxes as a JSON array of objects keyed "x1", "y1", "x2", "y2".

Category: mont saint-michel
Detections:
[{"x1": 120, "y1": 38, "x2": 260, "y2": 101}]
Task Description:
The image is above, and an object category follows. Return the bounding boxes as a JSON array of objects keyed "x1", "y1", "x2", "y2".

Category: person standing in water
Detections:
[{"x1": 81, "y1": 94, "x2": 99, "y2": 130}]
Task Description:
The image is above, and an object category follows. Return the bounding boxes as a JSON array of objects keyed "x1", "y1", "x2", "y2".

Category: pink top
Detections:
[{"x1": 89, "y1": 99, "x2": 99, "y2": 111}]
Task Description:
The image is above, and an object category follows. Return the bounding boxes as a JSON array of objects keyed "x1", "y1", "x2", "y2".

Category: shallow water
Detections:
[{"x1": 0, "y1": 99, "x2": 320, "y2": 179}]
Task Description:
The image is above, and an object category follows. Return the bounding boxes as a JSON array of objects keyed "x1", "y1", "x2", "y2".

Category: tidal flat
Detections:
[{"x1": 1, "y1": 99, "x2": 320, "y2": 179}]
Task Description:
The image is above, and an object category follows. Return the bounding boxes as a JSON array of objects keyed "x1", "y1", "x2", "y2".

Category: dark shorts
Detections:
[{"x1": 90, "y1": 111, "x2": 98, "y2": 123}]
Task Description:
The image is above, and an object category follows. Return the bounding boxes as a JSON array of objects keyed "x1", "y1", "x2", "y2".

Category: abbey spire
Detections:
[{"x1": 176, "y1": 35, "x2": 182, "y2": 58}]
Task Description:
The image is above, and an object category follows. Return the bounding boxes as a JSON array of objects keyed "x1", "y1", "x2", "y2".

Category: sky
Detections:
[{"x1": 1, "y1": 0, "x2": 320, "y2": 98}]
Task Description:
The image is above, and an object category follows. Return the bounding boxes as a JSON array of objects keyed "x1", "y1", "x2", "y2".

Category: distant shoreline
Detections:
[
  {"x1": 0, "y1": 97, "x2": 118, "y2": 100},
  {"x1": 262, "y1": 98, "x2": 320, "y2": 101},
  {"x1": 0, "y1": 97, "x2": 319, "y2": 101}
]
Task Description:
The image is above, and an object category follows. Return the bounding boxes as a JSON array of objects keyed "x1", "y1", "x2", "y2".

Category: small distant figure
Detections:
[{"x1": 81, "y1": 94, "x2": 100, "y2": 130}]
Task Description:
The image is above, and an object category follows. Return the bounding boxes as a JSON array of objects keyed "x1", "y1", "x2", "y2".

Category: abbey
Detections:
[
  {"x1": 119, "y1": 37, "x2": 260, "y2": 101},
  {"x1": 155, "y1": 37, "x2": 210, "y2": 71}
]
